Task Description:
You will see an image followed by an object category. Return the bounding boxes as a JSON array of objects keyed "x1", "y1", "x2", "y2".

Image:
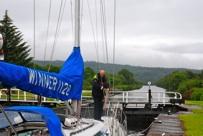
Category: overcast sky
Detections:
[{"x1": 1, "y1": 0, "x2": 203, "y2": 69}]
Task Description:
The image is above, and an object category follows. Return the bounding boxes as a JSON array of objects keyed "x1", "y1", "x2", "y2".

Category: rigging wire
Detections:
[
  {"x1": 80, "y1": 0, "x2": 84, "y2": 40},
  {"x1": 0, "y1": 104, "x2": 17, "y2": 135},
  {"x1": 33, "y1": 0, "x2": 43, "y2": 105},
  {"x1": 48, "y1": 0, "x2": 66, "y2": 71},
  {"x1": 43, "y1": 0, "x2": 52, "y2": 64},
  {"x1": 100, "y1": 0, "x2": 112, "y2": 89},
  {"x1": 70, "y1": 0, "x2": 74, "y2": 43},
  {"x1": 59, "y1": 0, "x2": 68, "y2": 35},
  {"x1": 99, "y1": 0, "x2": 106, "y2": 62},
  {"x1": 112, "y1": 0, "x2": 117, "y2": 91},
  {"x1": 100, "y1": 0, "x2": 109, "y2": 64},
  {"x1": 94, "y1": 0, "x2": 100, "y2": 70},
  {"x1": 103, "y1": 0, "x2": 109, "y2": 64},
  {"x1": 87, "y1": 0, "x2": 99, "y2": 70},
  {"x1": 33, "y1": 0, "x2": 36, "y2": 61},
  {"x1": 99, "y1": 2, "x2": 113, "y2": 119},
  {"x1": 81, "y1": 0, "x2": 84, "y2": 24}
]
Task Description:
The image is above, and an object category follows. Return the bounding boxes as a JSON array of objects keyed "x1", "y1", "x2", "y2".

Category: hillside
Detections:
[{"x1": 35, "y1": 60, "x2": 200, "y2": 84}]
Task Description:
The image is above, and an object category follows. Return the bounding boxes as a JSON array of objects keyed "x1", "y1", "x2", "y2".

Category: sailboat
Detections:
[{"x1": 0, "y1": 0, "x2": 126, "y2": 136}]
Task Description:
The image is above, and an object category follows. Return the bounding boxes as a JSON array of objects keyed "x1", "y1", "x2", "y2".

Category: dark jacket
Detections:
[{"x1": 92, "y1": 73, "x2": 109, "y2": 101}]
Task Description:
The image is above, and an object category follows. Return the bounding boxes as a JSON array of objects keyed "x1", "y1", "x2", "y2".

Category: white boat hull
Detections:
[{"x1": 62, "y1": 117, "x2": 126, "y2": 136}]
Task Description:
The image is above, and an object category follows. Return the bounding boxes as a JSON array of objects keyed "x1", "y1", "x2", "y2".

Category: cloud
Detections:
[
  {"x1": 0, "y1": 0, "x2": 203, "y2": 69},
  {"x1": 155, "y1": 43, "x2": 203, "y2": 54}
]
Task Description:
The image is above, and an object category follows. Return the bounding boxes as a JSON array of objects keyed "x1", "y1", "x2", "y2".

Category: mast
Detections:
[
  {"x1": 0, "y1": 33, "x2": 4, "y2": 61},
  {"x1": 0, "y1": 33, "x2": 3, "y2": 49},
  {"x1": 72, "y1": 0, "x2": 81, "y2": 117},
  {"x1": 74, "y1": 0, "x2": 80, "y2": 47}
]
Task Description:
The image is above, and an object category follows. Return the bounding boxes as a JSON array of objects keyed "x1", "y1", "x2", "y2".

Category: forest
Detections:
[{"x1": 156, "y1": 70, "x2": 203, "y2": 101}]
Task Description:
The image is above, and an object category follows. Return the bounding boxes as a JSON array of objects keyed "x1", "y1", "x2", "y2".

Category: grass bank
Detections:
[{"x1": 179, "y1": 101, "x2": 203, "y2": 136}]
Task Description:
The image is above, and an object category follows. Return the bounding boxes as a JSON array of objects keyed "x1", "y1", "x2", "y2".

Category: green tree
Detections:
[
  {"x1": 114, "y1": 69, "x2": 142, "y2": 90},
  {"x1": 83, "y1": 67, "x2": 95, "y2": 90},
  {"x1": 157, "y1": 71, "x2": 190, "y2": 91},
  {"x1": 0, "y1": 10, "x2": 33, "y2": 66},
  {"x1": 0, "y1": 11, "x2": 33, "y2": 100},
  {"x1": 118, "y1": 69, "x2": 135, "y2": 84},
  {"x1": 156, "y1": 70, "x2": 203, "y2": 100},
  {"x1": 178, "y1": 79, "x2": 203, "y2": 93},
  {"x1": 84, "y1": 67, "x2": 95, "y2": 80},
  {"x1": 199, "y1": 70, "x2": 203, "y2": 79},
  {"x1": 191, "y1": 88, "x2": 203, "y2": 101}
]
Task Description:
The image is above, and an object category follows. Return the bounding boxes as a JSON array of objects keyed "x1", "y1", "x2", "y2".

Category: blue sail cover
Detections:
[
  {"x1": 5, "y1": 106, "x2": 63, "y2": 136},
  {"x1": 0, "y1": 47, "x2": 84, "y2": 100}
]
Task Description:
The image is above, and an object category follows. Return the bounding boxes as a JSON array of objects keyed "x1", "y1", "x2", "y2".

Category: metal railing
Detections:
[
  {"x1": 0, "y1": 89, "x2": 182, "y2": 105},
  {"x1": 0, "y1": 88, "x2": 62, "y2": 103},
  {"x1": 108, "y1": 91, "x2": 182, "y2": 105}
]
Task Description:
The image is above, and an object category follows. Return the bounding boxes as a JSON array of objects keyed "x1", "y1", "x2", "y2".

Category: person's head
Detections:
[{"x1": 99, "y1": 69, "x2": 105, "y2": 78}]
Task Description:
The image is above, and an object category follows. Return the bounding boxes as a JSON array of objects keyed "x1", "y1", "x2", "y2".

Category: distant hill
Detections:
[{"x1": 34, "y1": 60, "x2": 200, "y2": 84}]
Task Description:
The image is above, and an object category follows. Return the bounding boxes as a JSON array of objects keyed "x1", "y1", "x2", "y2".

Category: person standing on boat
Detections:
[{"x1": 92, "y1": 70, "x2": 109, "y2": 121}]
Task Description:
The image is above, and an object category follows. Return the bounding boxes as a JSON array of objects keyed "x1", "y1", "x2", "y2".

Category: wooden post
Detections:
[
  {"x1": 37, "y1": 95, "x2": 42, "y2": 105},
  {"x1": 7, "y1": 88, "x2": 11, "y2": 102}
]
